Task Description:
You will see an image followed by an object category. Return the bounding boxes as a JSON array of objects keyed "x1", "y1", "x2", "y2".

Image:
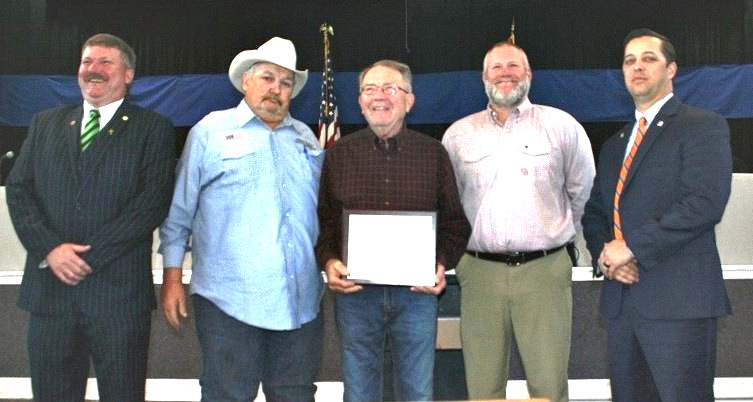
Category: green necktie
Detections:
[{"x1": 81, "y1": 109, "x2": 100, "y2": 151}]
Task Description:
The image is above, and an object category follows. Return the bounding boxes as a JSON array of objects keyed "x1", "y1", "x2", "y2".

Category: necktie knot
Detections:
[{"x1": 81, "y1": 109, "x2": 100, "y2": 151}]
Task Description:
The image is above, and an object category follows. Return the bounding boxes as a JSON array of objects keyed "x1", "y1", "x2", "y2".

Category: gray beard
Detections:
[{"x1": 485, "y1": 78, "x2": 530, "y2": 108}]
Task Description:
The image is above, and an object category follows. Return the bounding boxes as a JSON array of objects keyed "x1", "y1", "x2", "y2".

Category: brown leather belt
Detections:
[{"x1": 466, "y1": 245, "x2": 565, "y2": 266}]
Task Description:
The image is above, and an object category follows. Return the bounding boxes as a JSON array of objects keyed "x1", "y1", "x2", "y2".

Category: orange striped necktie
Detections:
[{"x1": 613, "y1": 116, "x2": 647, "y2": 240}]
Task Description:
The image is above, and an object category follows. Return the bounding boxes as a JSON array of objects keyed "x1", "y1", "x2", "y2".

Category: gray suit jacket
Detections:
[{"x1": 6, "y1": 101, "x2": 175, "y2": 315}]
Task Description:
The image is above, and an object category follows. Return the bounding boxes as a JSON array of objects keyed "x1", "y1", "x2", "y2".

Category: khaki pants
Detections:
[{"x1": 456, "y1": 249, "x2": 572, "y2": 402}]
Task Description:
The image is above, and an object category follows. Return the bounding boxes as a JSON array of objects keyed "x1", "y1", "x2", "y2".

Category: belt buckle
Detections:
[{"x1": 506, "y1": 252, "x2": 523, "y2": 266}]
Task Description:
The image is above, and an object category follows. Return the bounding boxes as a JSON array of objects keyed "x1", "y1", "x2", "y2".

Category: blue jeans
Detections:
[
  {"x1": 335, "y1": 286, "x2": 438, "y2": 402},
  {"x1": 193, "y1": 295, "x2": 323, "y2": 402}
]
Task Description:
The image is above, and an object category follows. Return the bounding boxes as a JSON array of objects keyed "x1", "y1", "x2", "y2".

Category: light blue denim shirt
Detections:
[{"x1": 159, "y1": 100, "x2": 324, "y2": 330}]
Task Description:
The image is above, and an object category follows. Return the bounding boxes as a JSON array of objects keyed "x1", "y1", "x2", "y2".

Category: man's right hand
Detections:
[
  {"x1": 46, "y1": 243, "x2": 92, "y2": 286},
  {"x1": 161, "y1": 268, "x2": 189, "y2": 330},
  {"x1": 325, "y1": 259, "x2": 363, "y2": 294}
]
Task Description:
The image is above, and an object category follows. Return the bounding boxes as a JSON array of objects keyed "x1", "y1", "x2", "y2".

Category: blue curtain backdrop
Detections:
[{"x1": 3, "y1": 65, "x2": 753, "y2": 128}]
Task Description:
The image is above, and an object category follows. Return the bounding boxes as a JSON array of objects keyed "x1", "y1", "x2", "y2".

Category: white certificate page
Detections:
[{"x1": 344, "y1": 211, "x2": 436, "y2": 287}]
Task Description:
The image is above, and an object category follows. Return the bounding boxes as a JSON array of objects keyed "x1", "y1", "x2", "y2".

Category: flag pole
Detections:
[
  {"x1": 508, "y1": 17, "x2": 516, "y2": 44},
  {"x1": 318, "y1": 23, "x2": 340, "y2": 149},
  {"x1": 320, "y1": 23, "x2": 332, "y2": 120}
]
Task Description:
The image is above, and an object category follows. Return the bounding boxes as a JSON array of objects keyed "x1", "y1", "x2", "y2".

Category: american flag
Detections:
[{"x1": 318, "y1": 23, "x2": 340, "y2": 149}]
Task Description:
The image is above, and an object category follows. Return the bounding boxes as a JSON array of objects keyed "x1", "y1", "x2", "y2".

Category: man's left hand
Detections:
[
  {"x1": 411, "y1": 263, "x2": 447, "y2": 295},
  {"x1": 601, "y1": 258, "x2": 640, "y2": 285}
]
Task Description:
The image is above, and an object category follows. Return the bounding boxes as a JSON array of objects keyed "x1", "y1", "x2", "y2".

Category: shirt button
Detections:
[
  {"x1": 384, "y1": 178, "x2": 390, "y2": 183},
  {"x1": 384, "y1": 201, "x2": 390, "y2": 206}
]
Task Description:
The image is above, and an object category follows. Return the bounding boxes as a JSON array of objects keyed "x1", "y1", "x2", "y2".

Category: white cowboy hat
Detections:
[{"x1": 228, "y1": 37, "x2": 308, "y2": 98}]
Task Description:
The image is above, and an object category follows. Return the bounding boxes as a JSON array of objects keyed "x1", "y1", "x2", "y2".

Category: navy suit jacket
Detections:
[
  {"x1": 6, "y1": 101, "x2": 175, "y2": 316},
  {"x1": 582, "y1": 96, "x2": 732, "y2": 320}
]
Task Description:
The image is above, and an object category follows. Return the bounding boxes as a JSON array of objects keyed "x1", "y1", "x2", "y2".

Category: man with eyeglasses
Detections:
[
  {"x1": 315, "y1": 59, "x2": 470, "y2": 401},
  {"x1": 159, "y1": 37, "x2": 325, "y2": 401},
  {"x1": 442, "y1": 42, "x2": 595, "y2": 402}
]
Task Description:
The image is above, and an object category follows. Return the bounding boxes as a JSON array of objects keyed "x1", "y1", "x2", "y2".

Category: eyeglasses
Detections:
[{"x1": 360, "y1": 84, "x2": 410, "y2": 96}]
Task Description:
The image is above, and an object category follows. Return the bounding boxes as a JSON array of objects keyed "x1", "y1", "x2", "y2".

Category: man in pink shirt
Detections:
[{"x1": 442, "y1": 41, "x2": 595, "y2": 402}]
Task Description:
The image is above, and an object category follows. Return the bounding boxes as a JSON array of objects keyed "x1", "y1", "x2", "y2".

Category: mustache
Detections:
[
  {"x1": 262, "y1": 94, "x2": 282, "y2": 104},
  {"x1": 492, "y1": 77, "x2": 517, "y2": 85},
  {"x1": 83, "y1": 72, "x2": 107, "y2": 82}
]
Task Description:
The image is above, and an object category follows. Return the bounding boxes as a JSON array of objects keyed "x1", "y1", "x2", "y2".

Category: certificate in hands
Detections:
[{"x1": 343, "y1": 210, "x2": 437, "y2": 287}]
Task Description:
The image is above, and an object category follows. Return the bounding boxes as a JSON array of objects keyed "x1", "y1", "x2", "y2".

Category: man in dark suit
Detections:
[
  {"x1": 5, "y1": 33, "x2": 175, "y2": 401},
  {"x1": 582, "y1": 28, "x2": 732, "y2": 402}
]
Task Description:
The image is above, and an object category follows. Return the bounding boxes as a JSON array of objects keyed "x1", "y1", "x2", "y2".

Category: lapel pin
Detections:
[
  {"x1": 70, "y1": 120, "x2": 76, "y2": 126},
  {"x1": 619, "y1": 132, "x2": 624, "y2": 138},
  {"x1": 122, "y1": 115, "x2": 129, "y2": 121},
  {"x1": 108, "y1": 129, "x2": 115, "y2": 135},
  {"x1": 657, "y1": 120, "x2": 664, "y2": 127}
]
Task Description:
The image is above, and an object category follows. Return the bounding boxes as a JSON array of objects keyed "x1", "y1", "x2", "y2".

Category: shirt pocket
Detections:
[
  {"x1": 458, "y1": 143, "x2": 494, "y2": 163},
  {"x1": 457, "y1": 144, "x2": 495, "y2": 190},
  {"x1": 519, "y1": 140, "x2": 555, "y2": 182},
  {"x1": 219, "y1": 139, "x2": 258, "y2": 186},
  {"x1": 521, "y1": 140, "x2": 551, "y2": 157}
]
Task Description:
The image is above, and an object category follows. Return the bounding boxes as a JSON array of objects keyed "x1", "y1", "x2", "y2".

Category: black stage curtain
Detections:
[{"x1": 1, "y1": 0, "x2": 752, "y2": 75}]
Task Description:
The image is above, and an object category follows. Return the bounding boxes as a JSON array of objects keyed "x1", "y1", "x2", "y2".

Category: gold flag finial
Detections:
[
  {"x1": 507, "y1": 17, "x2": 516, "y2": 44},
  {"x1": 320, "y1": 23, "x2": 334, "y2": 37}
]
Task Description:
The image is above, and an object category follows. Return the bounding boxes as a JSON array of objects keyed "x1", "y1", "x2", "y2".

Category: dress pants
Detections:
[
  {"x1": 27, "y1": 306, "x2": 151, "y2": 402},
  {"x1": 608, "y1": 288, "x2": 718, "y2": 402},
  {"x1": 456, "y1": 249, "x2": 572, "y2": 402}
]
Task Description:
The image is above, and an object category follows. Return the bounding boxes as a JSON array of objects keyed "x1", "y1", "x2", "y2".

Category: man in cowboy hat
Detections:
[{"x1": 159, "y1": 36, "x2": 325, "y2": 401}]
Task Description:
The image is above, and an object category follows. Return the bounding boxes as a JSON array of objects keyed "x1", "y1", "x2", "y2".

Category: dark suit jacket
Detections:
[
  {"x1": 6, "y1": 101, "x2": 175, "y2": 316},
  {"x1": 582, "y1": 96, "x2": 732, "y2": 320}
]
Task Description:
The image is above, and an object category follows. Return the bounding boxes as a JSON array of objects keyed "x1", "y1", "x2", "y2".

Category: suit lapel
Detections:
[
  {"x1": 65, "y1": 106, "x2": 84, "y2": 156},
  {"x1": 81, "y1": 102, "x2": 130, "y2": 176},
  {"x1": 64, "y1": 106, "x2": 84, "y2": 185},
  {"x1": 623, "y1": 97, "x2": 680, "y2": 188},
  {"x1": 608, "y1": 123, "x2": 632, "y2": 192}
]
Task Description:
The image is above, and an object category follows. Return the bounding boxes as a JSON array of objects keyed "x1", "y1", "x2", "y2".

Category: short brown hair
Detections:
[{"x1": 82, "y1": 33, "x2": 136, "y2": 71}]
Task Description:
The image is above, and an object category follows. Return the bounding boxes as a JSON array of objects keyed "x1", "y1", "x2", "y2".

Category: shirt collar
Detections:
[
  {"x1": 235, "y1": 99, "x2": 292, "y2": 129},
  {"x1": 370, "y1": 126, "x2": 407, "y2": 151},
  {"x1": 486, "y1": 97, "x2": 533, "y2": 124},
  {"x1": 83, "y1": 98, "x2": 123, "y2": 130},
  {"x1": 634, "y1": 92, "x2": 673, "y2": 127}
]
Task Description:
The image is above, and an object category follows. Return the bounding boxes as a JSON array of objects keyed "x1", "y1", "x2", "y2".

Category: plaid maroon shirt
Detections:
[{"x1": 315, "y1": 126, "x2": 471, "y2": 269}]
